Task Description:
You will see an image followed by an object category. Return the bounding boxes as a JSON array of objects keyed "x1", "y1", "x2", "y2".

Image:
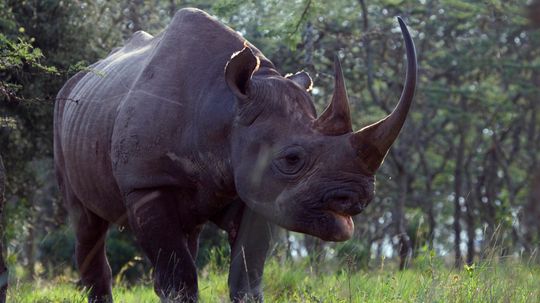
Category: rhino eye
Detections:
[
  {"x1": 273, "y1": 146, "x2": 306, "y2": 176},
  {"x1": 285, "y1": 154, "x2": 300, "y2": 165}
]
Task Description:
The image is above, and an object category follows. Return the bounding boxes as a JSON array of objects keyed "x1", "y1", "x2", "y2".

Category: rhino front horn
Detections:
[
  {"x1": 313, "y1": 55, "x2": 353, "y2": 136},
  {"x1": 351, "y1": 16, "x2": 418, "y2": 173}
]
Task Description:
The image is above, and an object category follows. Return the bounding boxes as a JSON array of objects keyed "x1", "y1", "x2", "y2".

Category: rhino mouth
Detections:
[
  {"x1": 322, "y1": 209, "x2": 354, "y2": 241},
  {"x1": 272, "y1": 187, "x2": 369, "y2": 241},
  {"x1": 308, "y1": 189, "x2": 369, "y2": 241}
]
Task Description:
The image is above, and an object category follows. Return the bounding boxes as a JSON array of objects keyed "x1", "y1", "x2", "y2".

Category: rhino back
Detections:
[{"x1": 56, "y1": 8, "x2": 253, "y2": 221}]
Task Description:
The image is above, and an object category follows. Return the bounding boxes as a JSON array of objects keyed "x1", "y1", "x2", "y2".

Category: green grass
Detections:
[{"x1": 8, "y1": 258, "x2": 540, "y2": 302}]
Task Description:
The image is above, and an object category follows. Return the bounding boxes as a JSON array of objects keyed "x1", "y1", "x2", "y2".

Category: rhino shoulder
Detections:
[
  {"x1": 123, "y1": 31, "x2": 154, "y2": 51},
  {"x1": 172, "y1": 7, "x2": 215, "y2": 23},
  {"x1": 169, "y1": 7, "x2": 236, "y2": 37},
  {"x1": 103, "y1": 31, "x2": 155, "y2": 59}
]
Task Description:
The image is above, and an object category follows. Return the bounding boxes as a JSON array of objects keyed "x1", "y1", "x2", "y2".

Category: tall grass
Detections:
[{"x1": 7, "y1": 255, "x2": 540, "y2": 302}]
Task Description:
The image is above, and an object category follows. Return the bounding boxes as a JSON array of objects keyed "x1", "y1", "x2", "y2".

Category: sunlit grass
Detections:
[{"x1": 7, "y1": 258, "x2": 540, "y2": 302}]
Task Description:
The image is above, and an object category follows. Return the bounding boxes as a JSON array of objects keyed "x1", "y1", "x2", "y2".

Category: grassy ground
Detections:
[{"x1": 8, "y1": 258, "x2": 540, "y2": 302}]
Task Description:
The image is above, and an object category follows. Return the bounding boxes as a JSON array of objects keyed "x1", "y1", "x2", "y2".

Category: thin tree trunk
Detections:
[
  {"x1": 25, "y1": 208, "x2": 35, "y2": 279},
  {"x1": 453, "y1": 100, "x2": 466, "y2": 268},
  {"x1": 304, "y1": 235, "x2": 324, "y2": 269},
  {"x1": 427, "y1": 206, "x2": 436, "y2": 250},
  {"x1": 303, "y1": 21, "x2": 315, "y2": 76},
  {"x1": 419, "y1": 145, "x2": 450, "y2": 251},
  {"x1": 285, "y1": 231, "x2": 292, "y2": 260},
  {"x1": 375, "y1": 241, "x2": 382, "y2": 263},
  {"x1": 169, "y1": 0, "x2": 177, "y2": 18},
  {"x1": 522, "y1": 74, "x2": 539, "y2": 254},
  {"x1": 465, "y1": 205, "x2": 475, "y2": 265},
  {"x1": 425, "y1": 180, "x2": 436, "y2": 250},
  {"x1": 485, "y1": 151, "x2": 498, "y2": 249},
  {"x1": 395, "y1": 169, "x2": 411, "y2": 270},
  {"x1": 358, "y1": 0, "x2": 390, "y2": 112},
  {"x1": 0, "y1": 156, "x2": 8, "y2": 303},
  {"x1": 529, "y1": 0, "x2": 540, "y2": 27},
  {"x1": 128, "y1": 0, "x2": 143, "y2": 33},
  {"x1": 524, "y1": 173, "x2": 540, "y2": 255},
  {"x1": 465, "y1": 162, "x2": 475, "y2": 266}
]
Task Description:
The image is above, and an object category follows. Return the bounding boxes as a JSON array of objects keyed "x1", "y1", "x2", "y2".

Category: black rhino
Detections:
[{"x1": 54, "y1": 8, "x2": 417, "y2": 302}]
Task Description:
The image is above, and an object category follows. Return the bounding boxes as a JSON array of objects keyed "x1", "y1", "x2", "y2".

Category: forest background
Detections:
[{"x1": 1, "y1": 0, "x2": 539, "y2": 301}]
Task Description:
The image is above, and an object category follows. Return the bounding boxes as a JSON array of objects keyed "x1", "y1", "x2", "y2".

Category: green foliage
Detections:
[
  {"x1": 6, "y1": 260, "x2": 540, "y2": 302},
  {"x1": 0, "y1": 34, "x2": 57, "y2": 73},
  {"x1": 335, "y1": 240, "x2": 371, "y2": 271},
  {"x1": 106, "y1": 229, "x2": 149, "y2": 284},
  {"x1": 0, "y1": 0, "x2": 539, "y2": 290},
  {"x1": 196, "y1": 224, "x2": 229, "y2": 270},
  {"x1": 27, "y1": 226, "x2": 148, "y2": 284},
  {"x1": 38, "y1": 227, "x2": 75, "y2": 276},
  {"x1": 0, "y1": 34, "x2": 56, "y2": 101}
]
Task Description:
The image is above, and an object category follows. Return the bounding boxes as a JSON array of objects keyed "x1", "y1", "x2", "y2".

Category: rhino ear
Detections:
[
  {"x1": 225, "y1": 46, "x2": 260, "y2": 100},
  {"x1": 286, "y1": 71, "x2": 313, "y2": 91}
]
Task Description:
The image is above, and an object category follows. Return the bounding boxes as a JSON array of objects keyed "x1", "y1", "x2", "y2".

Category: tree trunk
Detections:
[
  {"x1": 169, "y1": 0, "x2": 177, "y2": 18},
  {"x1": 128, "y1": 0, "x2": 144, "y2": 33},
  {"x1": 25, "y1": 217, "x2": 35, "y2": 279},
  {"x1": 425, "y1": 180, "x2": 436, "y2": 250},
  {"x1": 0, "y1": 156, "x2": 8, "y2": 303},
  {"x1": 464, "y1": 164, "x2": 475, "y2": 266},
  {"x1": 453, "y1": 106, "x2": 465, "y2": 268},
  {"x1": 483, "y1": 150, "x2": 498, "y2": 251},
  {"x1": 522, "y1": 68, "x2": 540, "y2": 255},
  {"x1": 304, "y1": 235, "x2": 324, "y2": 269},
  {"x1": 395, "y1": 169, "x2": 411, "y2": 270},
  {"x1": 529, "y1": 0, "x2": 540, "y2": 27},
  {"x1": 303, "y1": 21, "x2": 315, "y2": 76},
  {"x1": 524, "y1": 173, "x2": 540, "y2": 256}
]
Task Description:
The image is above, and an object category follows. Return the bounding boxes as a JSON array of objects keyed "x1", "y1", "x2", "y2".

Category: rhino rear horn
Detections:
[
  {"x1": 352, "y1": 17, "x2": 418, "y2": 173},
  {"x1": 313, "y1": 55, "x2": 353, "y2": 135},
  {"x1": 225, "y1": 46, "x2": 260, "y2": 99}
]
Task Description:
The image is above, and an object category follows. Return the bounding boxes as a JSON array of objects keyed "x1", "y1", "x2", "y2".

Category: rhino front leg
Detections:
[
  {"x1": 125, "y1": 189, "x2": 198, "y2": 303},
  {"x1": 229, "y1": 205, "x2": 274, "y2": 302},
  {"x1": 212, "y1": 201, "x2": 274, "y2": 302}
]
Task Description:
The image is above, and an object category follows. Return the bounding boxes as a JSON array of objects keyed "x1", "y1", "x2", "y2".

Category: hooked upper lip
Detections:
[{"x1": 323, "y1": 189, "x2": 367, "y2": 216}]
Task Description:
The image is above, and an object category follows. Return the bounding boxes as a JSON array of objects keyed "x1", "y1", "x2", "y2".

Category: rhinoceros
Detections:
[{"x1": 54, "y1": 8, "x2": 416, "y2": 303}]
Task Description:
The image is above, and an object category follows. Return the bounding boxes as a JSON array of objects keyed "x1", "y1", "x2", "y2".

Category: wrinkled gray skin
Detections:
[{"x1": 54, "y1": 8, "x2": 416, "y2": 303}]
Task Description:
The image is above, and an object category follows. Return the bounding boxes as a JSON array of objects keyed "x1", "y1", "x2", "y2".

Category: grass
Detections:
[{"x1": 7, "y1": 258, "x2": 540, "y2": 302}]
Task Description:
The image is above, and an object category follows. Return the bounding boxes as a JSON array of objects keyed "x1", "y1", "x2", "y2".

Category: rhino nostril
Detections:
[
  {"x1": 334, "y1": 195, "x2": 351, "y2": 203},
  {"x1": 349, "y1": 203, "x2": 366, "y2": 215},
  {"x1": 323, "y1": 190, "x2": 356, "y2": 203},
  {"x1": 322, "y1": 189, "x2": 372, "y2": 216}
]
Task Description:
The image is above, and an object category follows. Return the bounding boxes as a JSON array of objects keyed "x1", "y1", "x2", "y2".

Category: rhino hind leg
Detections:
[
  {"x1": 124, "y1": 189, "x2": 198, "y2": 303},
  {"x1": 72, "y1": 202, "x2": 113, "y2": 303},
  {"x1": 211, "y1": 200, "x2": 274, "y2": 302}
]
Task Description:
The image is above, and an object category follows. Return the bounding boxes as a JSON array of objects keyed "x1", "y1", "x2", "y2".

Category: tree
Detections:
[{"x1": 0, "y1": 156, "x2": 7, "y2": 302}]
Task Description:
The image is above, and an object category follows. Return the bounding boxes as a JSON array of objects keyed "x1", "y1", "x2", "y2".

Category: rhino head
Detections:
[{"x1": 225, "y1": 18, "x2": 417, "y2": 241}]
